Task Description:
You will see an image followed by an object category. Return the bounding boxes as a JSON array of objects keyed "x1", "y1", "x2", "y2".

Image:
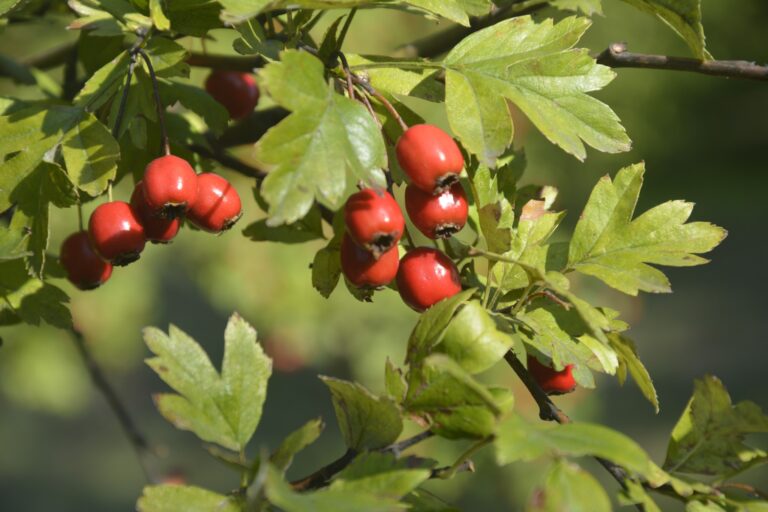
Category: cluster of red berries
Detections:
[
  {"x1": 340, "y1": 124, "x2": 468, "y2": 312},
  {"x1": 60, "y1": 155, "x2": 242, "y2": 290}
]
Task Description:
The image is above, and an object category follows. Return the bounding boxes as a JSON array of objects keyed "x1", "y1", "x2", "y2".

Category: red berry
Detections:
[
  {"x1": 88, "y1": 201, "x2": 146, "y2": 266},
  {"x1": 60, "y1": 231, "x2": 113, "y2": 290},
  {"x1": 205, "y1": 70, "x2": 260, "y2": 120},
  {"x1": 396, "y1": 124, "x2": 464, "y2": 193},
  {"x1": 527, "y1": 356, "x2": 577, "y2": 395},
  {"x1": 396, "y1": 248, "x2": 461, "y2": 312},
  {"x1": 405, "y1": 182, "x2": 468, "y2": 239},
  {"x1": 187, "y1": 173, "x2": 242, "y2": 233},
  {"x1": 142, "y1": 155, "x2": 198, "y2": 217},
  {"x1": 344, "y1": 188, "x2": 405, "y2": 258},
  {"x1": 340, "y1": 234, "x2": 399, "y2": 288},
  {"x1": 130, "y1": 182, "x2": 181, "y2": 244}
]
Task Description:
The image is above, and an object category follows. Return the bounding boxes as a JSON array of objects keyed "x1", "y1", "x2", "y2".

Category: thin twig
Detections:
[
  {"x1": 188, "y1": 144, "x2": 267, "y2": 181},
  {"x1": 504, "y1": 351, "x2": 644, "y2": 510},
  {"x1": 383, "y1": 430, "x2": 435, "y2": 456},
  {"x1": 112, "y1": 53, "x2": 137, "y2": 139},
  {"x1": 717, "y1": 482, "x2": 768, "y2": 500},
  {"x1": 290, "y1": 449, "x2": 357, "y2": 491},
  {"x1": 597, "y1": 43, "x2": 768, "y2": 82},
  {"x1": 136, "y1": 49, "x2": 170, "y2": 156},
  {"x1": 70, "y1": 327, "x2": 156, "y2": 483},
  {"x1": 336, "y1": 8, "x2": 357, "y2": 53}
]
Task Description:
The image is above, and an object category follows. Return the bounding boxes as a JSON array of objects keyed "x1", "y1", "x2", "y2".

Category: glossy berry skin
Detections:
[
  {"x1": 396, "y1": 124, "x2": 464, "y2": 193},
  {"x1": 60, "y1": 231, "x2": 113, "y2": 290},
  {"x1": 130, "y1": 182, "x2": 181, "y2": 244},
  {"x1": 187, "y1": 173, "x2": 242, "y2": 233},
  {"x1": 527, "y1": 356, "x2": 577, "y2": 395},
  {"x1": 142, "y1": 155, "x2": 199, "y2": 217},
  {"x1": 405, "y1": 182, "x2": 468, "y2": 239},
  {"x1": 88, "y1": 201, "x2": 146, "y2": 266},
  {"x1": 396, "y1": 248, "x2": 461, "y2": 312},
  {"x1": 340, "y1": 234, "x2": 399, "y2": 288},
  {"x1": 344, "y1": 188, "x2": 405, "y2": 257},
  {"x1": 205, "y1": 70, "x2": 260, "y2": 120}
]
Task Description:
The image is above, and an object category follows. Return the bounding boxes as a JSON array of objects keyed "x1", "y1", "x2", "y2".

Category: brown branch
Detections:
[
  {"x1": 717, "y1": 482, "x2": 768, "y2": 500},
  {"x1": 504, "y1": 351, "x2": 644, "y2": 511},
  {"x1": 70, "y1": 327, "x2": 157, "y2": 483},
  {"x1": 597, "y1": 43, "x2": 768, "y2": 82},
  {"x1": 187, "y1": 52, "x2": 264, "y2": 72},
  {"x1": 290, "y1": 449, "x2": 357, "y2": 491},
  {"x1": 188, "y1": 144, "x2": 267, "y2": 181}
]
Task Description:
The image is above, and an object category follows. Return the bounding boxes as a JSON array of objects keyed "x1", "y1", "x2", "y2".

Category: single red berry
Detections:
[
  {"x1": 396, "y1": 247, "x2": 461, "y2": 312},
  {"x1": 205, "y1": 70, "x2": 260, "y2": 120},
  {"x1": 187, "y1": 173, "x2": 242, "y2": 233},
  {"x1": 340, "y1": 234, "x2": 399, "y2": 288},
  {"x1": 60, "y1": 231, "x2": 113, "y2": 290},
  {"x1": 396, "y1": 124, "x2": 464, "y2": 193},
  {"x1": 344, "y1": 188, "x2": 405, "y2": 258},
  {"x1": 405, "y1": 182, "x2": 468, "y2": 239},
  {"x1": 527, "y1": 356, "x2": 577, "y2": 395},
  {"x1": 130, "y1": 182, "x2": 181, "y2": 244},
  {"x1": 88, "y1": 201, "x2": 146, "y2": 266},
  {"x1": 142, "y1": 155, "x2": 199, "y2": 217}
]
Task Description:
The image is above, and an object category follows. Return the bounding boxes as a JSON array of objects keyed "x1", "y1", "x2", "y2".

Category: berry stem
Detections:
[
  {"x1": 77, "y1": 202, "x2": 84, "y2": 231},
  {"x1": 366, "y1": 87, "x2": 408, "y2": 132},
  {"x1": 137, "y1": 48, "x2": 171, "y2": 156},
  {"x1": 112, "y1": 52, "x2": 137, "y2": 139},
  {"x1": 107, "y1": 181, "x2": 113, "y2": 202},
  {"x1": 336, "y1": 8, "x2": 357, "y2": 53}
]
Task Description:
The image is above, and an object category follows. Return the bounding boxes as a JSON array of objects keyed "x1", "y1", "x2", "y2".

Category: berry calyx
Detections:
[
  {"x1": 527, "y1": 356, "x2": 577, "y2": 395},
  {"x1": 396, "y1": 124, "x2": 464, "y2": 193},
  {"x1": 60, "y1": 231, "x2": 113, "y2": 290},
  {"x1": 396, "y1": 247, "x2": 461, "y2": 312},
  {"x1": 205, "y1": 70, "x2": 260, "y2": 121},
  {"x1": 187, "y1": 173, "x2": 242, "y2": 233},
  {"x1": 340, "y1": 234, "x2": 399, "y2": 288},
  {"x1": 142, "y1": 155, "x2": 199, "y2": 217},
  {"x1": 344, "y1": 188, "x2": 405, "y2": 258},
  {"x1": 88, "y1": 201, "x2": 146, "y2": 266},
  {"x1": 130, "y1": 182, "x2": 181, "y2": 244},
  {"x1": 405, "y1": 182, "x2": 468, "y2": 239}
]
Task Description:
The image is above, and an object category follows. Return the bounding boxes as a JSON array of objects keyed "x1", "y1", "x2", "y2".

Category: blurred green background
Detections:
[{"x1": 1, "y1": 1, "x2": 767, "y2": 510}]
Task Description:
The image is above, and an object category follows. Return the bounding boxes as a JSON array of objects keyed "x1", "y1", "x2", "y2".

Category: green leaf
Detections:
[
  {"x1": 443, "y1": 16, "x2": 630, "y2": 164},
  {"x1": 385, "y1": 358, "x2": 407, "y2": 402},
  {"x1": 144, "y1": 313, "x2": 272, "y2": 451},
  {"x1": 551, "y1": 0, "x2": 603, "y2": 15},
  {"x1": 165, "y1": 0, "x2": 222, "y2": 36},
  {"x1": 530, "y1": 460, "x2": 611, "y2": 512},
  {"x1": 331, "y1": 452, "x2": 432, "y2": 499},
  {"x1": 618, "y1": 480, "x2": 662, "y2": 512},
  {"x1": 0, "y1": 104, "x2": 83, "y2": 160},
  {"x1": 61, "y1": 112, "x2": 120, "y2": 196},
  {"x1": 160, "y1": 79, "x2": 228, "y2": 134},
  {"x1": 435, "y1": 301, "x2": 514, "y2": 374},
  {"x1": 405, "y1": 288, "x2": 476, "y2": 367},
  {"x1": 265, "y1": 464, "x2": 405, "y2": 512},
  {"x1": 256, "y1": 50, "x2": 386, "y2": 225},
  {"x1": 144, "y1": 36, "x2": 190, "y2": 78},
  {"x1": 567, "y1": 163, "x2": 727, "y2": 296},
  {"x1": 495, "y1": 415, "x2": 655, "y2": 478},
  {"x1": 0, "y1": 0, "x2": 23, "y2": 17},
  {"x1": 0, "y1": 259, "x2": 71, "y2": 328},
  {"x1": 271, "y1": 418, "x2": 325, "y2": 472},
  {"x1": 664, "y1": 375, "x2": 768, "y2": 476},
  {"x1": 149, "y1": 0, "x2": 171, "y2": 30},
  {"x1": 312, "y1": 244, "x2": 343, "y2": 298},
  {"x1": 137, "y1": 484, "x2": 240, "y2": 512},
  {"x1": 320, "y1": 376, "x2": 403, "y2": 451},
  {"x1": 619, "y1": 0, "x2": 710, "y2": 59},
  {"x1": 405, "y1": 354, "x2": 507, "y2": 439},
  {"x1": 75, "y1": 52, "x2": 131, "y2": 111},
  {"x1": 404, "y1": 0, "x2": 492, "y2": 26},
  {"x1": 346, "y1": 55, "x2": 444, "y2": 103},
  {"x1": 233, "y1": 18, "x2": 283, "y2": 60},
  {"x1": 218, "y1": 0, "x2": 273, "y2": 24},
  {"x1": 0, "y1": 212, "x2": 31, "y2": 262},
  {"x1": 608, "y1": 333, "x2": 659, "y2": 412}
]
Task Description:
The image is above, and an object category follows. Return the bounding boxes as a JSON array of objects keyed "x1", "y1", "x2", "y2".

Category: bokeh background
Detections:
[{"x1": 1, "y1": 1, "x2": 767, "y2": 510}]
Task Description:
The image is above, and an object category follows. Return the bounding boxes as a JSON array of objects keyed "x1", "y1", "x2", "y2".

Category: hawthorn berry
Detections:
[
  {"x1": 142, "y1": 155, "x2": 199, "y2": 217},
  {"x1": 340, "y1": 234, "x2": 399, "y2": 288},
  {"x1": 88, "y1": 201, "x2": 146, "y2": 266},
  {"x1": 396, "y1": 247, "x2": 461, "y2": 312},
  {"x1": 527, "y1": 356, "x2": 577, "y2": 395},
  {"x1": 396, "y1": 124, "x2": 464, "y2": 193},
  {"x1": 405, "y1": 182, "x2": 468, "y2": 239},
  {"x1": 187, "y1": 173, "x2": 242, "y2": 233},
  {"x1": 344, "y1": 188, "x2": 405, "y2": 257},
  {"x1": 205, "y1": 70, "x2": 260, "y2": 120},
  {"x1": 60, "y1": 231, "x2": 113, "y2": 290},
  {"x1": 130, "y1": 182, "x2": 181, "y2": 244}
]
